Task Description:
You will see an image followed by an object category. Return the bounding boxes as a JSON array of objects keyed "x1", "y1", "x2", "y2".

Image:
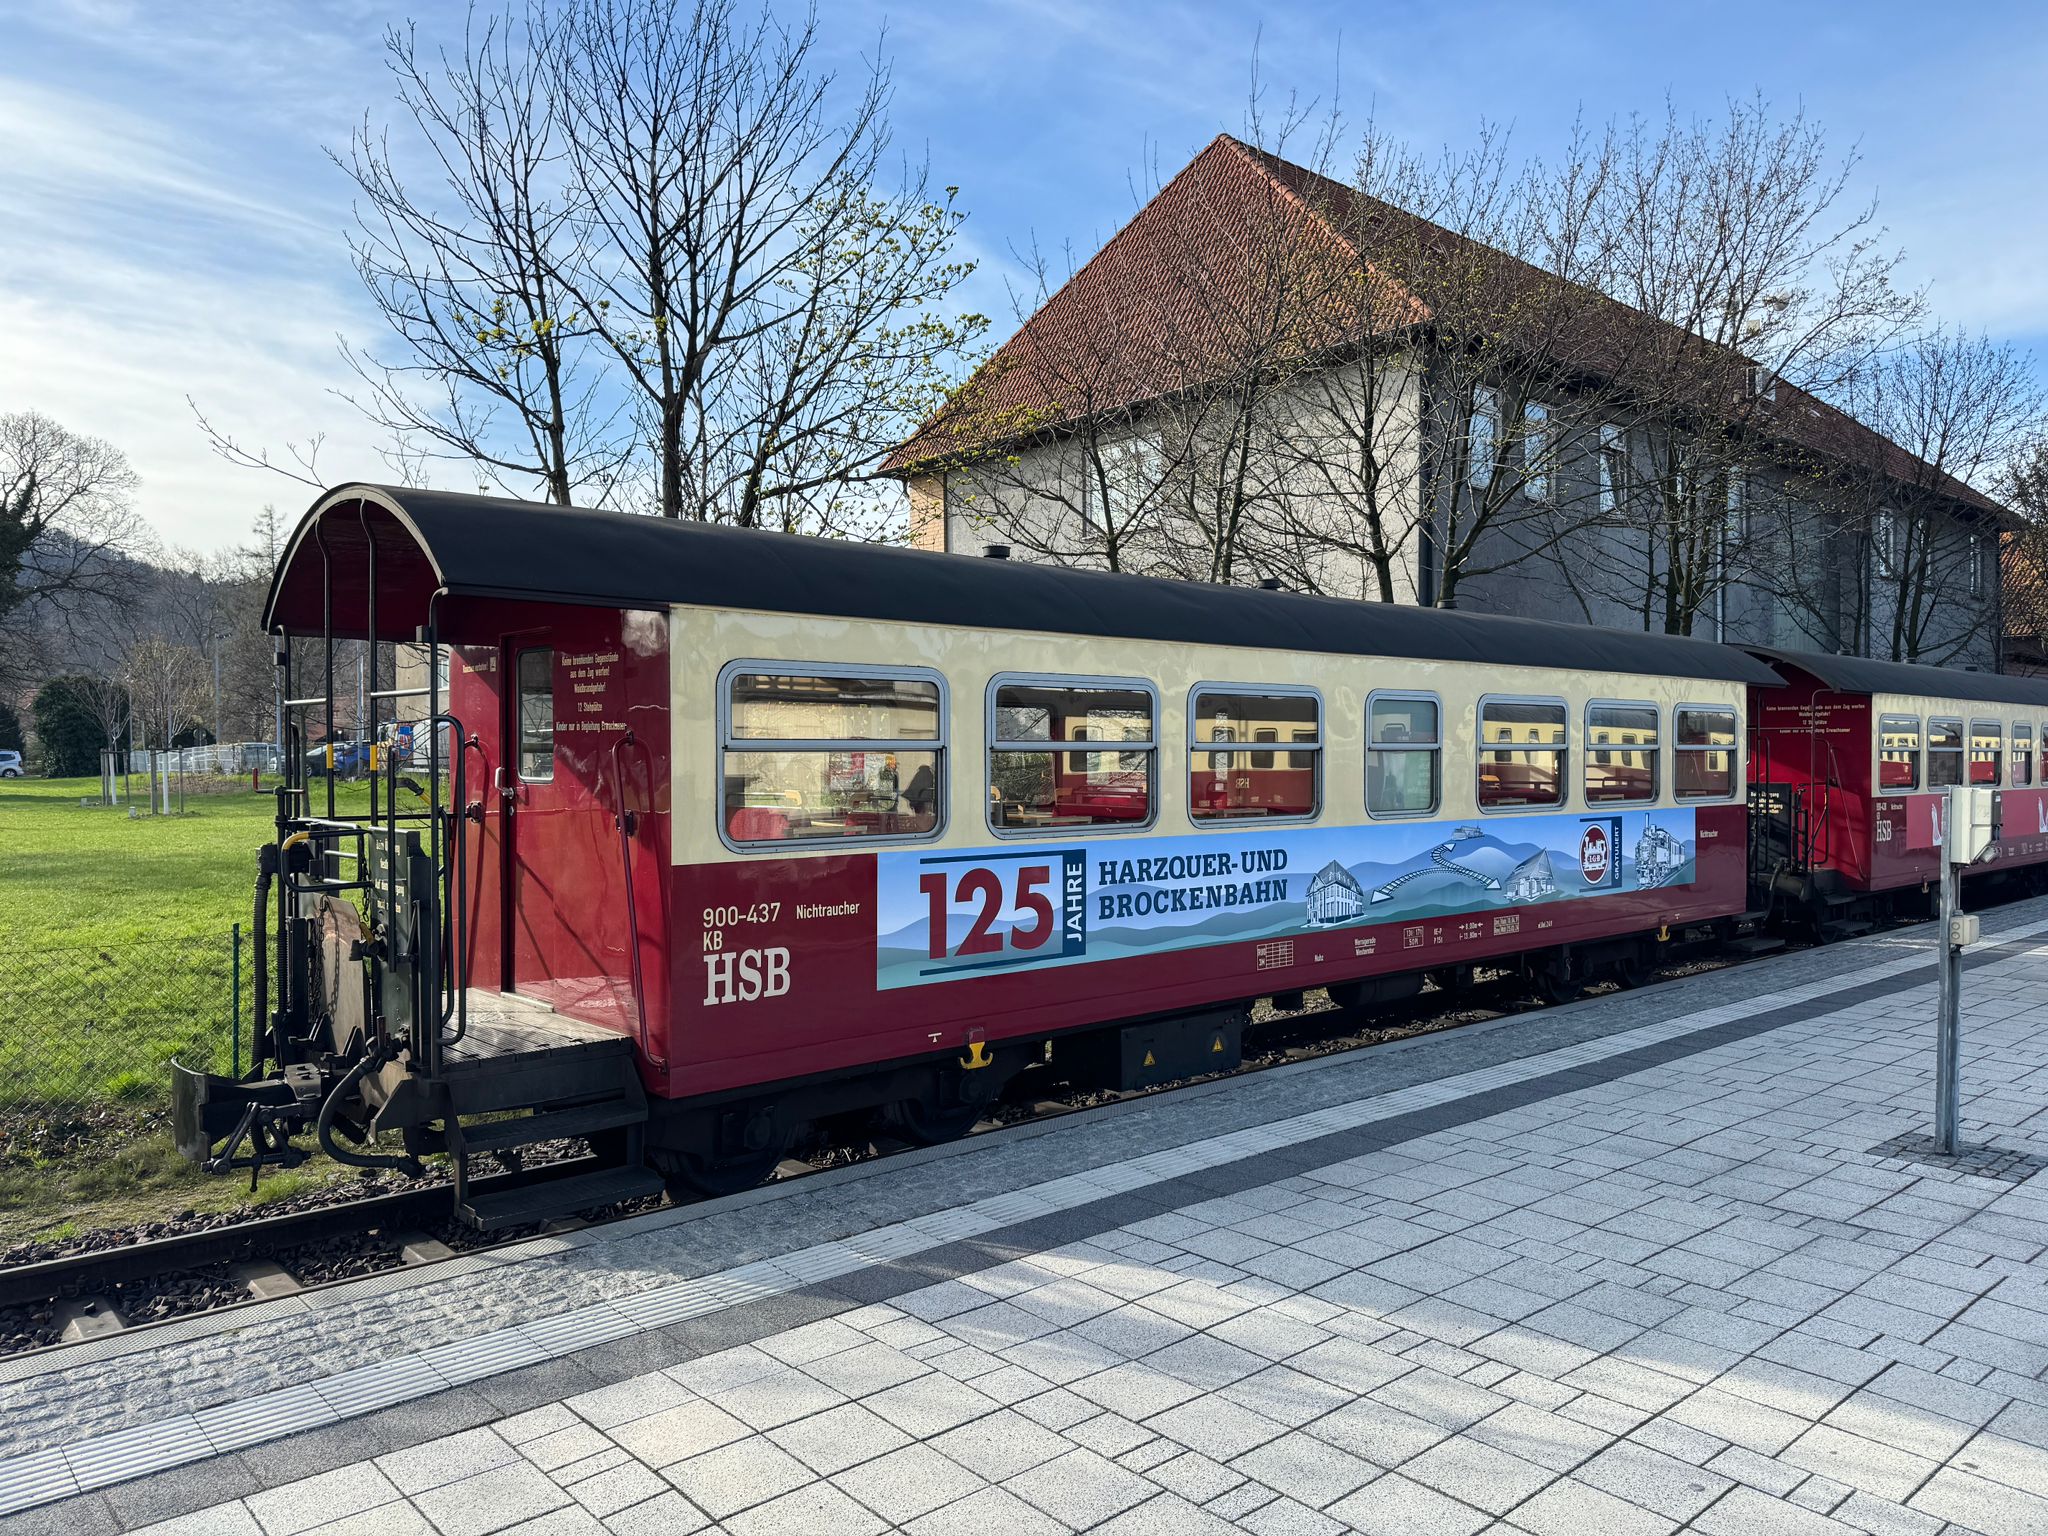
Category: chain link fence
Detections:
[{"x1": 0, "y1": 929, "x2": 251, "y2": 1161}]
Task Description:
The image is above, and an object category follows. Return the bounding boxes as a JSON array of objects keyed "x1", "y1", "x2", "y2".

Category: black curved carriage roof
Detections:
[
  {"x1": 270, "y1": 483, "x2": 1781, "y2": 684},
  {"x1": 1744, "y1": 646, "x2": 2048, "y2": 708}
]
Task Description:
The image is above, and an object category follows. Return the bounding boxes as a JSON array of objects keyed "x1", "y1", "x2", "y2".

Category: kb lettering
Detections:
[{"x1": 703, "y1": 946, "x2": 791, "y2": 1005}]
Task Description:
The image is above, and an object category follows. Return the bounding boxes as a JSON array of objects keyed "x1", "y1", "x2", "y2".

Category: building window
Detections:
[
  {"x1": 1970, "y1": 720, "x2": 2002, "y2": 785},
  {"x1": 1585, "y1": 703, "x2": 1659, "y2": 804},
  {"x1": 2014, "y1": 724, "x2": 2034, "y2": 788},
  {"x1": 1878, "y1": 716, "x2": 1922, "y2": 792},
  {"x1": 1597, "y1": 425, "x2": 1626, "y2": 515},
  {"x1": 1189, "y1": 688, "x2": 1319, "y2": 821},
  {"x1": 1674, "y1": 707, "x2": 1740, "y2": 800},
  {"x1": 515, "y1": 648, "x2": 555, "y2": 782},
  {"x1": 1927, "y1": 719, "x2": 1964, "y2": 787},
  {"x1": 1970, "y1": 531, "x2": 1986, "y2": 599},
  {"x1": 1726, "y1": 470, "x2": 1747, "y2": 540},
  {"x1": 1479, "y1": 697, "x2": 1567, "y2": 809},
  {"x1": 1875, "y1": 509, "x2": 1898, "y2": 569},
  {"x1": 1469, "y1": 388, "x2": 1498, "y2": 491},
  {"x1": 1522, "y1": 402, "x2": 1549, "y2": 502},
  {"x1": 1089, "y1": 434, "x2": 1165, "y2": 534},
  {"x1": 1366, "y1": 693, "x2": 1440, "y2": 817},
  {"x1": 721, "y1": 667, "x2": 943, "y2": 845},
  {"x1": 991, "y1": 677, "x2": 1156, "y2": 831}
]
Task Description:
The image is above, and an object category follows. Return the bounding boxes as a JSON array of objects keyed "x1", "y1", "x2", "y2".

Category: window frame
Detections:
[
  {"x1": 1364, "y1": 688, "x2": 1444, "y2": 820},
  {"x1": 1877, "y1": 714, "x2": 1923, "y2": 795},
  {"x1": 1583, "y1": 698, "x2": 1661, "y2": 806},
  {"x1": 1186, "y1": 683, "x2": 1323, "y2": 827},
  {"x1": 715, "y1": 658, "x2": 950, "y2": 854},
  {"x1": 1927, "y1": 717, "x2": 1966, "y2": 788},
  {"x1": 1672, "y1": 702, "x2": 1743, "y2": 804},
  {"x1": 1522, "y1": 401, "x2": 1550, "y2": 502},
  {"x1": 1476, "y1": 693, "x2": 1570, "y2": 814},
  {"x1": 1468, "y1": 388, "x2": 1498, "y2": 490},
  {"x1": 2013, "y1": 722, "x2": 2035, "y2": 788},
  {"x1": 986, "y1": 671, "x2": 1160, "y2": 839},
  {"x1": 514, "y1": 646, "x2": 556, "y2": 784},
  {"x1": 1970, "y1": 717, "x2": 2004, "y2": 787}
]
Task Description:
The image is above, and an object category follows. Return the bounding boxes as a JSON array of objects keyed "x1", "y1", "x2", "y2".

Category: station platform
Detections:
[{"x1": 6, "y1": 901, "x2": 2048, "y2": 1536}]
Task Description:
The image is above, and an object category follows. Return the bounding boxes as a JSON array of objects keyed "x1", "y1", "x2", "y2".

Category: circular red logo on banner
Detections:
[{"x1": 1580, "y1": 825, "x2": 1611, "y2": 884}]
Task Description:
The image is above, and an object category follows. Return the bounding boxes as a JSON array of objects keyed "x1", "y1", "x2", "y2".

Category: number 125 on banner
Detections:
[{"x1": 912, "y1": 848, "x2": 1087, "y2": 979}]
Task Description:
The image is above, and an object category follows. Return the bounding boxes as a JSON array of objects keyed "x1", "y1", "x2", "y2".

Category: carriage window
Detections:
[
  {"x1": 1366, "y1": 694, "x2": 1440, "y2": 817},
  {"x1": 721, "y1": 668, "x2": 942, "y2": 845},
  {"x1": 1479, "y1": 698, "x2": 1566, "y2": 809},
  {"x1": 1970, "y1": 720, "x2": 2003, "y2": 785},
  {"x1": 1674, "y1": 707, "x2": 1739, "y2": 800},
  {"x1": 992, "y1": 678, "x2": 1155, "y2": 831},
  {"x1": 1878, "y1": 716, "x2": 1921, "y2": 792},
  {"x1": 1190, "y1": 689, "x2": 1319, "y2": 821},
  {"x1": 2017, "y1": 725, "x2": 2036, "y2": 788},
  {"x1": 1585, "y1": 703, "x2": 1659, "y2": 804},
  {"x1": 516, "y1": 648, "x2": 555, "y2": 781},
  {"x1": 1928, "y1": 719, "x2": 1964, "y2": 787}
]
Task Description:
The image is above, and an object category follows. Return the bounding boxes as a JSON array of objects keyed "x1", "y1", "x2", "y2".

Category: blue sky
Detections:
[{"x1": 2, "y1": 0, "x2": 2044, "y2": 551}]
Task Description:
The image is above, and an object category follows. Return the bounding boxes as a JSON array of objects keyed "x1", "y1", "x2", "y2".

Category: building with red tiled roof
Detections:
[{"x1": 889, "y1": 135, "x2": 2008, "y2": 668}]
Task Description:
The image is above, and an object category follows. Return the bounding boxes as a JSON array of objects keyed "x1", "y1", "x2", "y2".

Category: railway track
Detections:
[{"x1": 0, "y1": 903, "x2": 1954, "y2": 1361}]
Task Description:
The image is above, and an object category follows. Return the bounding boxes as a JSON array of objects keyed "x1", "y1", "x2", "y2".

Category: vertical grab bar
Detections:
[{"x1": 607, "y1": 730, "x2": 652, "y2": 1059}]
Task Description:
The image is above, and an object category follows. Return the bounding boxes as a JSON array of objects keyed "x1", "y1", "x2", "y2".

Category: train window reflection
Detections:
[
  {"x1": 1878, "y1": 716, "x2": 1921, "y2": 792},
  {"x1": 992, "y1": 679, "x2": 1156, "y2": 831},
  {"x1": 516, "y1": 648, "x2": 555, "y2": 782},
  {"x1": 1190, "y1": 689, "x2": 1319, "y2": 822},
  {"x1": 1928, "y1": 719, "x2": 1964, "y2": 787},
  {"x1": 1971, "y1": 720, "x2": 2003, "y2": 785},
  {"x1": 1478, "y1": 698, "x2": 1566, "y2": 810},
  {"x1": 1585, "y1": 703, "x2": 1659, "y2": 804},
  {"x1": 1675, "y1": 707, "x2": 1739, "y2": 800},
  {"x1": 721, "y1": 668, "x2": 943, "y2": 845},
  {"x1": 2015, "y1": 724, "x2": 2035, "y2": 788},
  {"x1": 1366, "y1": 694, "x2": 1440, "y2": 817}
]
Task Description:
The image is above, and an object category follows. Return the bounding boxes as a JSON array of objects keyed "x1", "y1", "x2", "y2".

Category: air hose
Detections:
[{"x1": 316, "y1": 1049, "x2": 424, "y2": 1176}]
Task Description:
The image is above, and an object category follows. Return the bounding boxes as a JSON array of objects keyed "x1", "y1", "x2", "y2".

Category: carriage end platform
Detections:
[{"x1": 8, "y1": 902, "x2": 2048, "y2": 1535}]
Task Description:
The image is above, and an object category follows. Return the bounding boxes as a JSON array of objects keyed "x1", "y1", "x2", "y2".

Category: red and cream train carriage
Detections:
[
  {"x1": 1745, "y1": 649, "x2": 2048, "y2": 933},
  {"x1": 183, "y1": 484, "x2": 1782, "y2": 1220}
]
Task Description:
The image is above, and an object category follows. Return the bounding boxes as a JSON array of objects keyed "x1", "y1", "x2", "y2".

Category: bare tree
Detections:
[
  {"x1": 122, "y1": 636, "x2": 209, "y2": 752},
  {"x1": 1761, "y1": 329, "x2": 2042, "y2": 664},
  {"x1": 0, "y1": 411, "x2": 148, "y2": 627},
  {"x1": 71, "y1": 668, "x2": 132, "y2": 762},
  {"x1": 335, "y1": 11, "x2": 629, "y2": 505},
  {"x1": 549, "y1": 0, "x2": 985, "y2": 528}
]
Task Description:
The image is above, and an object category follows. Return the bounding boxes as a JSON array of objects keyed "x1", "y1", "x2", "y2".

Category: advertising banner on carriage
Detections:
[{"x1": 875, "y1": 807, "x2": 1699, "y2": 990}]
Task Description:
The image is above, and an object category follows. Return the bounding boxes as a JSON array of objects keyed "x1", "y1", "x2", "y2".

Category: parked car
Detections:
[
  {"x1": 305, "y1": 741, "x2": 370, "y2": 775},
  {"x1": 0, "y1": 750, "x2": 22, "y2": 778}
]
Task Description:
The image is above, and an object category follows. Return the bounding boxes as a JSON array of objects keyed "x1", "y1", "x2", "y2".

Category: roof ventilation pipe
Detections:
[
  {"x1": 983, "y1": 544, "x2": 1011, "y2": 560},
  {"x1": 1258, "y1": 577, "x2": 1283, "y2": 591}
]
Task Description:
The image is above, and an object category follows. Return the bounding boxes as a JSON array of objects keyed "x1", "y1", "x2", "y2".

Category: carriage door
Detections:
[{"x1": 502, "y1": 636, "x2": 577, "y2": 1003}]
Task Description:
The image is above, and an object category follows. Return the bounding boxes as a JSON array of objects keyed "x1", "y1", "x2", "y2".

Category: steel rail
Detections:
[{"x1": 0, "y1": 1156, "x2": 603, "y2": 1311}]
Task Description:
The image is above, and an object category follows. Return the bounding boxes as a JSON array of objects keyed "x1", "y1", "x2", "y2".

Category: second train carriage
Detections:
[
  {"x1": 1745, "y1": 648, "x2": 2048, "y2": 934},
  {"x1": 180, "y1": 484, "x2": 1781, "y2": 1220}
]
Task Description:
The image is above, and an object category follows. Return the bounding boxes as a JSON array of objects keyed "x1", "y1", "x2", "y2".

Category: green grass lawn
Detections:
[
  {"x1": 1, "y1": 774, "x2": 309, "y2": 947},
  {"x1": 0, "y1": 776, "x2": 301, "y2": 1102},
  {"x1": 0, "y1": 775, "x2": 388, "y2": 1240}
]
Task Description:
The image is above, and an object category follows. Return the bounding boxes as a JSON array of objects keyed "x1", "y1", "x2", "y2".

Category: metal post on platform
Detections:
[
  {"x1": 1935, "y1": 784, "x2": 1993, "y2": 1156},
  {"x1": 1934, "y1": 815, "x2": 1962, "y2": 1154}
]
